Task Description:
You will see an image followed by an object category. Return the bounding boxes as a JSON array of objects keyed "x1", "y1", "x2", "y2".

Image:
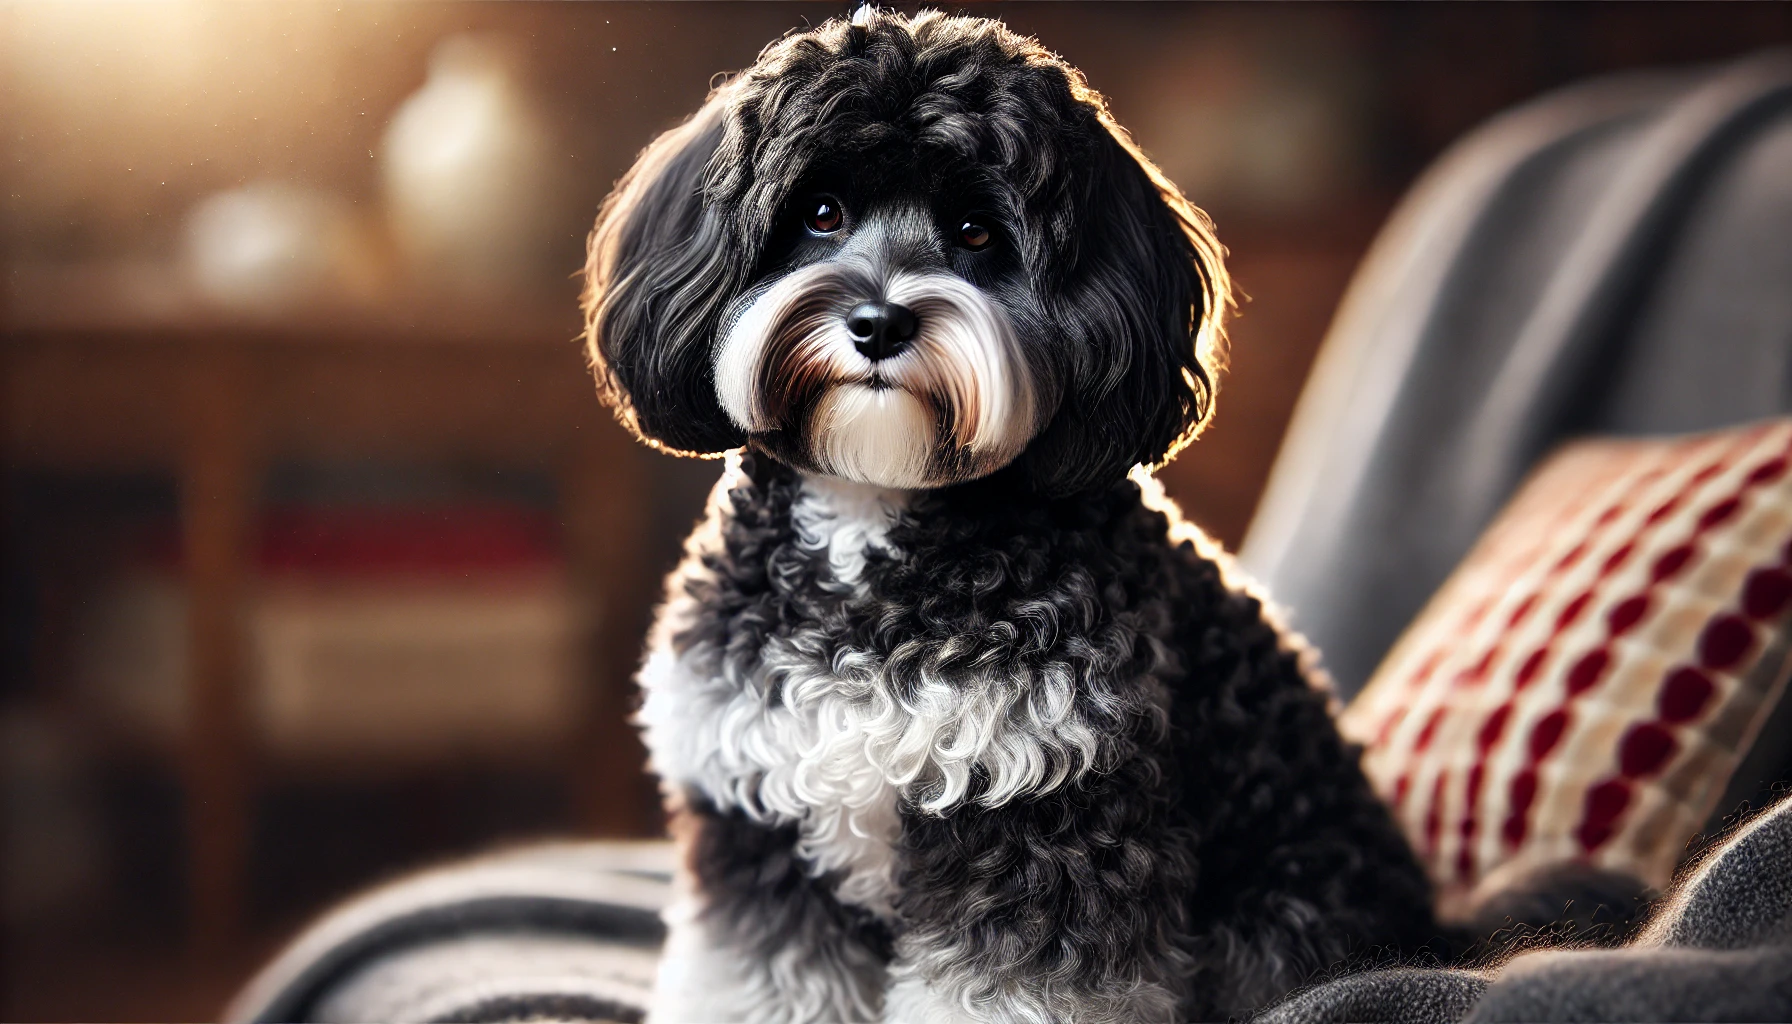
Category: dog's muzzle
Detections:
[{"x1": 714, "y1": 263, "x2": 1036, "y2": 489}]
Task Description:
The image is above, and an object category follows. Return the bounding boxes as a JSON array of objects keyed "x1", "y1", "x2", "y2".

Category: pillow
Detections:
[{"x1": 1340, "y1": 418, "x2": 1792, "y2": 920}]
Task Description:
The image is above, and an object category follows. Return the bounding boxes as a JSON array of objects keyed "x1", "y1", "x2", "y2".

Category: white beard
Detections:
[
  {"x1": 810, "y1": 385, "x2": 935, "y2": 491},
  {"x1": 712, "y1": 264, "x2": 1037, "y2": 490}
]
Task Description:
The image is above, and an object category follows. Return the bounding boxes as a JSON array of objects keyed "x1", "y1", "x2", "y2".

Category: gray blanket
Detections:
[
  {"x1": 1257, "y1": 793, "x2": 1792, "y2": 1024},
  {"x1": 231, "y1": 796, "x2": 1792, "y2": 1023}
]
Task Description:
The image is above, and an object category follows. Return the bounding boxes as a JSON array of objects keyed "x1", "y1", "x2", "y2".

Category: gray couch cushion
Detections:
[
  {"x1": 1258, "y1": 792, "x2": 1792, "y2": 1024},
  {"x1": 1243, "y1": 52, "x2": 1792, "y2": 702}
]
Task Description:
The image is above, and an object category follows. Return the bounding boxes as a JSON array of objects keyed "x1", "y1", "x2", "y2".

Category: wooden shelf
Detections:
[
  {"x1": 5, "y1": 262, "x2": 586, "y2": 346},
  {"x1": 2, "y1": 261, "x2": 662, "y2": 955}
]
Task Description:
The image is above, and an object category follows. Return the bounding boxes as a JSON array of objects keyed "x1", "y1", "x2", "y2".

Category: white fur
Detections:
[
  {"x1": 885, "y1": 935, "x2": 1180, "y2": 1024},
  {"x1": 881, "y1": 969, "x2": 966, "y2": 1024},
  {"x1": 638, "y1": 458, "x2": 1103, "y2": 881},
  {"x1": 790, "y1": 473, "x2": 908, "y2": 589},
  {"x1": 812, "y1": 385, "x2": 937, "y2": 491},
  {"x1": 713, "y1": 265, "x2": 835, "y2": 432},
  {"x1": 883, "y1": 272, "x2": 1033, "y2": 468},
  {"x1": 712, "y1": 264, "x2": 1037, "y2": 489},
  {"x1": 638, "y1": 456, "x2": 1109, "y2": 1022},
  {"x1": 651, "y1": 874, "x2": 885, "y2": 1024}
]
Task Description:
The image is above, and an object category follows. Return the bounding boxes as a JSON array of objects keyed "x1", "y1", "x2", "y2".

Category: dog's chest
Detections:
[
  {"x1": 636, "y1": 471, "x2": 1107, "y2": 920},
  {"x1": 638, "y1": 476, "x2": 913, "y2": 918}
]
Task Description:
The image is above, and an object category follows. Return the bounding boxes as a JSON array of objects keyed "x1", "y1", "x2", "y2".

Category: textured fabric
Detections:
[
  {"x1": 1340, "y1": 419, "x2": 1792, "y2": 915},
  {"x1": 1642, "y1": 778, "x2": 1792, "y2": 951},
  {"x1": 1255, "y1": 968, "x2": 1490, "y2": 1024},
  {"x1": 1257, "y1": 793, "x2": 1792, "y2": 1024},
  {"x1": 1242, "y1": 52, "x2": 1792, "y2": 703},
  {"x1": 225, "y1": 841, "x2": 671, "y2": 1024},
  {"x1": 1463, "y1": 946, "x2": 1792, "y2": 1023},
  {"x1": 312, "y1": 934, "x2": 658, "y2": 1024},
  {"x1": 254, "y1": 795, "x2": 1792, "y2": 1024}
]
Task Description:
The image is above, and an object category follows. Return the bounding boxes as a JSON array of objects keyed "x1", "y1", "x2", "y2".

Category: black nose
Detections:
[{"x1": 846, "y1": 301, "x2": 919, "y2": 362}]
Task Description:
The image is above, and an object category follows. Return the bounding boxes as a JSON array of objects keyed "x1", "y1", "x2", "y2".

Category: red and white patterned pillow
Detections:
[{"x1": 1340, "y1": 418, "x2": 1792, "y2": 920}]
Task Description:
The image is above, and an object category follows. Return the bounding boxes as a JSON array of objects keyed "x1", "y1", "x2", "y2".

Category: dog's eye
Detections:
[
  {"x1": 805, "y1": 196, "x2": 844, "y2": 235},
  {"x1": 957, "y1": 219, "x2": 994, "y2": 251}
]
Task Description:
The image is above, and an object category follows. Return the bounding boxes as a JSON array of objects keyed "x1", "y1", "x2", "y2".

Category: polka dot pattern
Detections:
[{"x1": 1340, "y1": 419, "x2": 1792, "y2": 921}]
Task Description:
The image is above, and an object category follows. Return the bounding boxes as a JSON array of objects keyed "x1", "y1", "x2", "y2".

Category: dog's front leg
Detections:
[
  {"x1": 880, "y1": 909, "x2": 1184, "y2": 1024},
  {"x1": 882, "y1": 789, "x2": 1191, "y2": 1024},
  {"x1": 650, "y1": 793, "x2": 893, "y2": 1024}
]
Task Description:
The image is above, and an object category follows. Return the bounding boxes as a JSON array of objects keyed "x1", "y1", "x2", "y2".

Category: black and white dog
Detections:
[{"x1": 582, "y1": 9, "x2": 1438, "y2": 1022}]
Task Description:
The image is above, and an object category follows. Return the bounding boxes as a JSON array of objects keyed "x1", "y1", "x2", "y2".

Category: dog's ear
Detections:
[
  {"x1": 1018, "y1": 106, "x2": 1231, "y2": 496},
  {"x1": 582, "y1": 96, "x2": 750, "y2": 457}
]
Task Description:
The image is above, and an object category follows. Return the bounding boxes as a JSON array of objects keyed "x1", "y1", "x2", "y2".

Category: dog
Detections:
[{"x1": 581, "y1": 9, "x2": 1440, "y2": 1022}]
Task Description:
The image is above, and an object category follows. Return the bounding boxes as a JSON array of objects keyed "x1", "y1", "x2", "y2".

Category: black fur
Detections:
[
  {"x1": 668, "y1": 454, "x2": 1442, "y2": 1019},
  {"x1": 585, "y1": 10, "x2": 1227, "y2": 495},
  {"x1": 684, "y1": 791, "x2": 895, "y2": 989},
  {"x1": 583, "y1": 9, "x2": 1444, "y2": 1021}
]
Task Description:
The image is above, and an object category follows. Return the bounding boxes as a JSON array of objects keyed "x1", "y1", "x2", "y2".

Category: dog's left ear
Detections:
[
  {"x1": 1017, "y1": 103, "x2": 1231, "y2": 496},
  {"x1": 582, "y1": 94, "x2": 751, "y2": 457}
]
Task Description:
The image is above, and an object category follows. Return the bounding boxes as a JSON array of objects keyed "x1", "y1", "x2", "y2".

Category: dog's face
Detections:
[
  {"x1": 712, "y1": 188, "x2": 1042, "y2": 490},
  {"x1": 584, "y1": 9, "x2": 1228, "y2": 495}
]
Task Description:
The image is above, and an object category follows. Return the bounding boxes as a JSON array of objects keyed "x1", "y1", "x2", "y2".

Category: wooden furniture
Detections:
[{"x1": 2, "y1": 266, "x2": 663, "y2": 956}]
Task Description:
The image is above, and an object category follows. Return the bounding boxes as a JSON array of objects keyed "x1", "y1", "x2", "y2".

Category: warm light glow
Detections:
[{"x1": 6, "y1": 2, "x2": 448, "y2": 263}]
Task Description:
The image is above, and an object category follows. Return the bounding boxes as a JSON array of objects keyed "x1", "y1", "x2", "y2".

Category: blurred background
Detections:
[{"x1": 4, "y1": 2, "x2": 1791, "y2": 1019}]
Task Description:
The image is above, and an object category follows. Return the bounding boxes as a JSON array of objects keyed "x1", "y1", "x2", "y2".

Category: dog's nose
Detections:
[{"x1": 846, "y1": 301, "x2": 919, "y2": 362}]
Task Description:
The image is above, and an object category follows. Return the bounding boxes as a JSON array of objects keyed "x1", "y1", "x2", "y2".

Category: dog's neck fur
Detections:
[
  {"x1": 639, "y1": 451, "x2": 1123, "y2": 914},
  {"x1": 638, "y1": 450, "x2": 1174, "y2": 1021},
  {"x1": 787, "y1": 472, "x2": 908, "y2": 590},
  {"x1": 636, "y1": 447, "x2": 1436, "y2": 1024}
]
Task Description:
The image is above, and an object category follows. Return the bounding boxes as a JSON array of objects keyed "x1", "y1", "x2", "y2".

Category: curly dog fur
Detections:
[{"x1": 581, "y1": 9, "x2": 1441, "y2": 1022}]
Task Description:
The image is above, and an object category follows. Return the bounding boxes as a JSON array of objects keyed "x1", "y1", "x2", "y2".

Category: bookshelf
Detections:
[{"x1": 3, "y1": 264, "x2": 662, "y2": 954}]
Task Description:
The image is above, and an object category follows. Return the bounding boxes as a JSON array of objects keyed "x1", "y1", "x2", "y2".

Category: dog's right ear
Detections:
[{"x1": 582, "y1": 95, "x2": 750, "y2": 457}]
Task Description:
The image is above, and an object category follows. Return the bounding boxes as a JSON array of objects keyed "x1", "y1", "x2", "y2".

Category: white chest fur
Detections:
[{"x1": 635, "y1": 461, "x2": 1104, "y2": 920}]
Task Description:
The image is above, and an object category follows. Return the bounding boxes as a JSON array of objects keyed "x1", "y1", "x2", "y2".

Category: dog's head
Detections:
[{"x1": 583, "y1": 8, "x2": 1229, "y2": 495}]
